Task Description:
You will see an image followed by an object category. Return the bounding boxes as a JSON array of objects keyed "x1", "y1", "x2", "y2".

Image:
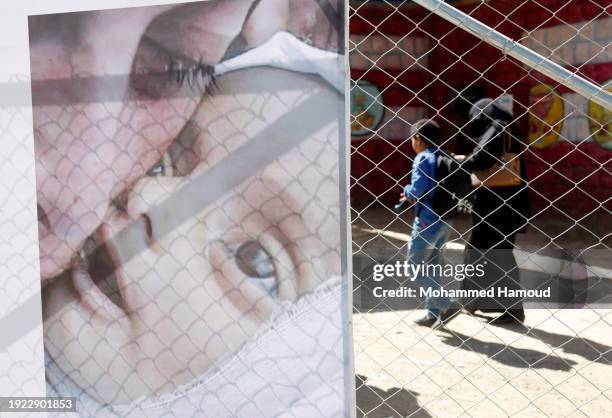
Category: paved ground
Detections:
[
  {"x1": 354, "y1": 308, "x2": 612, "y2": 417},
  {"x1": 352, "y1": 206, "x2": 612, "y2": 417}
]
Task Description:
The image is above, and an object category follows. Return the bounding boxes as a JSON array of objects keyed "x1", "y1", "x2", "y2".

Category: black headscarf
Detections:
[{"x1": 468, "y1": 98, "x2": 513, "y2": 138}]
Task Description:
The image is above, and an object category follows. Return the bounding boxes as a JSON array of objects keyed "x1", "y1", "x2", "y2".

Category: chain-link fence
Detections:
[
  {"x1": 350, "y1": 0, "x2": 611, "y2": 416},
  {"x1": 2, "y1": 0, "x2": 611, "y2": 416}
]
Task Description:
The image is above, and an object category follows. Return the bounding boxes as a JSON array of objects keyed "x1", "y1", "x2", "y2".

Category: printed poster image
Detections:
[
  {"x1": 29, "y1": 1, "x2": 351, "y2": 416},
  {"x1": 528, "y1": 83, "x2": 564, "y2": 149},
  {"x1": 350, "y1": 80, "x2": 384, "y2": 136}
]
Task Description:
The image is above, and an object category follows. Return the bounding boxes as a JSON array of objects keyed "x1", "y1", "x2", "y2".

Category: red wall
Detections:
[{"x1": 350, "y1": 0, "x2": 612, "y2": 216}]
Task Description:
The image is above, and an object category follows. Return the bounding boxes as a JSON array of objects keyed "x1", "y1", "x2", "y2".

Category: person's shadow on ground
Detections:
[
  {"x1": 503, "y1": 325, "x2": 612, "y2": 366},
  {"x1": 355, "y1": 374, "x2": 431, "y2": 418},
  {"x1": 438, "y1": 330, "x2": 578, "y2": 371}
]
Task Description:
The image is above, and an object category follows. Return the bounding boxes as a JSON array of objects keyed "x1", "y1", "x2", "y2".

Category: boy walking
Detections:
[{"x1": 401, "y1": 119, "x2": 460, "y2": 329}]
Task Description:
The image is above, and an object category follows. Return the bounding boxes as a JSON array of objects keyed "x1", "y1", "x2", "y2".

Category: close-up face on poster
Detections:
[
  {"x1": 2, "y1": 0, "x2": 612, "y2": 417},
  {"x1": 28, "y1": 0, "x2": 351, "y2": 416}
]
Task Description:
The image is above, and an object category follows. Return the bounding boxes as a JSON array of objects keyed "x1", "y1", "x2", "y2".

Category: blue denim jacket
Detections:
[{"x1": 403, "y1": 147, "x2": 441, "y2": 230}]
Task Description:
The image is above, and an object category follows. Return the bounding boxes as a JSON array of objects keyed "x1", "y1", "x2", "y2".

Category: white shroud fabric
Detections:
[
  {"x1": 47, "y1": 278, "x2": 347, "y2": 417},
  {"x1": 215, "y1": 31, "x2": 344, "y2": 94}
]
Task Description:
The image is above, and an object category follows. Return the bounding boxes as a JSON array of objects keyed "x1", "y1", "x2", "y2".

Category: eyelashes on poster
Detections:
[{"x1": 30, "y1": 1, "x2": 351, "y2": 416}]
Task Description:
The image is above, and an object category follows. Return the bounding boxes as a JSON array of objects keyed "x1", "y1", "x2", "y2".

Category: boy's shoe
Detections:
[
  {"x1": 432, "y1": 304, "x2": 462, "y2": 330},
  {"x1": 413, "y1": 313, "x2": 438, "y2": 327}
]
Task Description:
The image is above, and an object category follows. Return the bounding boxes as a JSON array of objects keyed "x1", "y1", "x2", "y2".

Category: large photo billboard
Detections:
[{"x1": 29, "y1": 1, "x2": 351, "y2": 416}]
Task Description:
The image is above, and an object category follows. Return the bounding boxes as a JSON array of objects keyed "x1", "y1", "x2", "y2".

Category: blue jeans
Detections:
[{"x1": 408, "y1": 218, "x2": 451, "y2": 317}]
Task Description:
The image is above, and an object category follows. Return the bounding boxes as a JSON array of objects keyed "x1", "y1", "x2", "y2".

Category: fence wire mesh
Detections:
[
  {"x1": 0, "y1": 0, "x2": 611, "y2": 416},
  {"x1": 349, "y1": 0, "x2": 611, "y2": 417}
]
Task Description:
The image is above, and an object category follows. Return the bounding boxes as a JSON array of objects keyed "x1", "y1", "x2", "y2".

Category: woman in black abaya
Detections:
[{"x1": 458, "y1": 98, "x2": 530, "y2": 324}]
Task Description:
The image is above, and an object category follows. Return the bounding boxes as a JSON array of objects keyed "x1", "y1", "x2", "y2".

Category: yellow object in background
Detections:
[
  {"x1": 588, "y1": 80, "x2": 612, "y2": 150},
  {"x1": 528, "y1": 83, "x2": 564, "y2": 149}
]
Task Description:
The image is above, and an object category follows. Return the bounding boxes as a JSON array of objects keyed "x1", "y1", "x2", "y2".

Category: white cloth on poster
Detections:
[
  {"x1": 215, "y1": 31, "x2": 345, "y2": 94},
  {"x1": 46, "y1": 277, "x2": 346, "y2": 417}
]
